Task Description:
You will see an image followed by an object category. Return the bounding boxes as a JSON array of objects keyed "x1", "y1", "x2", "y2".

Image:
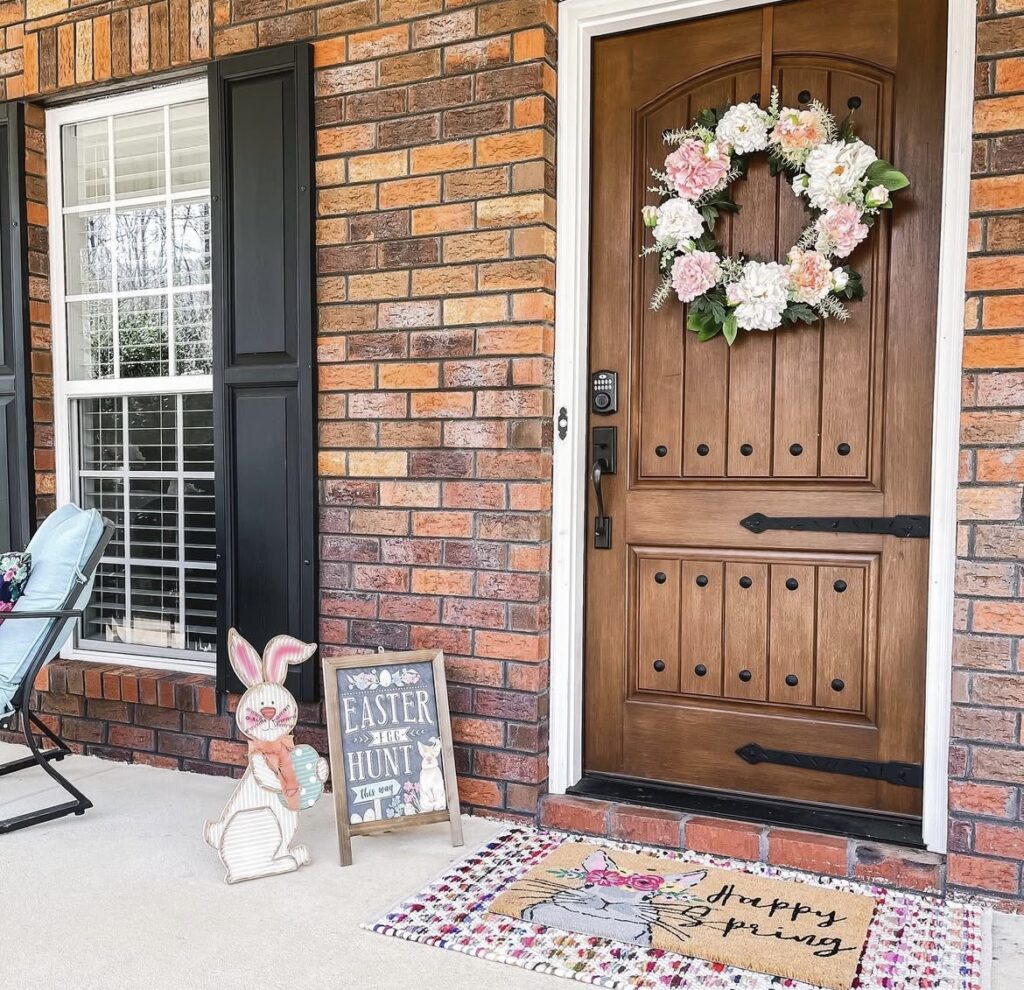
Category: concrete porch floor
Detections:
[{"x1": 1, "y1": 741, "x2": 1022, "y2": 990}]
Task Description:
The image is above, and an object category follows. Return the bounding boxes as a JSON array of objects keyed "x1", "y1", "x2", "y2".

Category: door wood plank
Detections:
[
  {"x1": 680, "y1": 559, "x2": 724, "y2": 696},
  {"x1": 768, "y1": 563, "x2": 816, "y2": 706},
  {"x1": 816, "y1": 564, "x2": 867, "y2": 712},
  {"x1": 637, "y1": 557, "x2": 682, "y2": 692},
  {"x1": 681, "y1": 75, "x2": 736, "y2": 478},
  {"x1": 724, "y1": 562, "x2": 768, "y2": 701}
]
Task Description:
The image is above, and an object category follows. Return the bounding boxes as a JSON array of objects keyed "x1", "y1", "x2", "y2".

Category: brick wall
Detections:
[
  {"x1": 4, "y1": 0, "x2": 557, "y2": 823},
  {"x1": 948, "y1": 1, "x2": 1024, "y2": 908},
  {"x1": 6, "y1": 0, "x2": 1024, "y2": 905}
]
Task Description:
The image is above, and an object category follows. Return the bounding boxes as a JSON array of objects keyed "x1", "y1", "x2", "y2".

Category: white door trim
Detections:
[{"x1": 549, "y1": 0, "x2": 975, "y2": 855}]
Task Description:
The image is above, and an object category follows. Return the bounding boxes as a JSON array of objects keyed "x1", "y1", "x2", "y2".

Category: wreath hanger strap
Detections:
[{"x1": 642, "y1": 86, "x2": 909, "y2": 344}]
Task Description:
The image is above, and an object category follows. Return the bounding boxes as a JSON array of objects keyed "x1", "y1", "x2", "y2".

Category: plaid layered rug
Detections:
[{"x1": 365, "y1": 826, "x2": 990, "y2": 990}]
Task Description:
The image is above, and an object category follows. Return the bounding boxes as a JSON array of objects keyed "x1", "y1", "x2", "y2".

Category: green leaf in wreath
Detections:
[
  {"x1": 839, "y1": 112, "x2": 857, "y2": 142},
  {"x1": 840, "y1": 267, "x2": 865, "y2": 300},
  {"x1": 697, "y1": 322, "x2": 722, "y2": 342},
  {"x1": 700, "y1": 205, "x2": 720, "y2": 227},
  {"x1": 864, "y1": 160, "x2": 909, "y2": 193},
  {"x1": 695, "y1": 108, "x2": 718, "y2": 129},
  {"x1": 686, "y1": 309, "x2": 712, "y2": 334},
  {"x1": 782, "y1": 301, "x2": 819, "y2": 325},
  {"x1": 722, "y1": 311, "x2": 739, "y2": 346}
]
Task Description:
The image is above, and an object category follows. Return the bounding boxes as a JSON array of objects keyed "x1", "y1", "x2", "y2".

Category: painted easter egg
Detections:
[{"x1": 277, "y1": 744, "x2": 326, "y2": 811}]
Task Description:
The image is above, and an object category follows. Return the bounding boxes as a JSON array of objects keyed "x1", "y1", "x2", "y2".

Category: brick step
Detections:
[{"x1": 539, "y1": 794, "x2": 945, "y2": 894}]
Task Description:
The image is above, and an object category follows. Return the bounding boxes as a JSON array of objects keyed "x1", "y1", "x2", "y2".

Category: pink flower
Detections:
[
  {"x1": 626, "y1": 873, "x2": 664, "y2": 893},
  {"x1": 663, "y1": 139, "x2": 730, "y2": 201},
  {"x1": 585, "y1": 869, "x2": 628, "y2": 887},
  {"x1": 770, "y1": 107, "x2": 828, "y2": 156},
  {"x1": 786, "y1": 248, "x2": 832, "y2": 305},
  {"x1": 671, "y1": 250, "x2": 721, "y2": 303},
  {"x1": 815, "y1": 203, "x2": 869, "y2": 259}
]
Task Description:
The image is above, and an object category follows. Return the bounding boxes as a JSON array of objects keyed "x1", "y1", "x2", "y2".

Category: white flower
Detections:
[
  {"x1": 642, "y1": 205, "x2": 660, "y2": 227},
  {"x1": 831, "y1": 267, "x2": 849, "y2": 292},
  {"x1": 865, "y1": 184, "x2": 889, "y2": 208},
  {"x1": 792, "y1": 174, "x2": 809, "y2": 196},
  {"x1": 652, "y1": 198, "x2": 705, "y2": 248},
  {"x1": 804, "y1": 139, "x2": 878, "y2": 209},
  {"x1": 725, "y1": 261, "x2": 789, "y2": 331},
  {"x1": 715, "y1": 102, "x2": 771, "y2": 154}
]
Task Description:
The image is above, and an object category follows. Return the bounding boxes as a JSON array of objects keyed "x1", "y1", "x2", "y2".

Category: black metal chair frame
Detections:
[{"x1": 0, "y1": 517, "x2": 115, "y2": 834}]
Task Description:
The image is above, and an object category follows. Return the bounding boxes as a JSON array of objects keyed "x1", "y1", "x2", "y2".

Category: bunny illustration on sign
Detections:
[
  {"x1": 521, "y1": 849, "x2": 707, "y2": 948},
  {"x1": 417, "y1": 738, "x2": 447, "y2": 812},
  {"x1": 203, "y1": 629, "x2": 329, "y2": 884}
]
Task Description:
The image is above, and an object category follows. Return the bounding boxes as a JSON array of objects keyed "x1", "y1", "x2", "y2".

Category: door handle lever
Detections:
[
  {"x1": 592, "y1": 460, "x2": 607, "y2": 519},
  {"x1": 592, "y1": 458, "x2": 612, "y2": 549}
]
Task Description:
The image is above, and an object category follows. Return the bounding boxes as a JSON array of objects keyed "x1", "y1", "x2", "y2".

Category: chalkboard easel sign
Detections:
[{"x1": 322, "y1": 649, "x2": 463, "y2": 866}]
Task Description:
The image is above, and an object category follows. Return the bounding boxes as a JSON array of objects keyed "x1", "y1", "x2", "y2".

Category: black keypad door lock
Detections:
[{"x1": 591, "y1": 370, "x2": 618, "y2": 415}]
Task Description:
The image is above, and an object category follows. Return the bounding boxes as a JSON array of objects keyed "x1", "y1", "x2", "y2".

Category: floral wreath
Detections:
[{"x1": 642, "y1": 88, "x2": 910, "y2": 344}]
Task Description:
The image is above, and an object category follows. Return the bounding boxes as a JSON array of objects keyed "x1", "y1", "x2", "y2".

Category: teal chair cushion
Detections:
[{"x1": 0, "y1": 505, "x2": 105, "y2": 717}]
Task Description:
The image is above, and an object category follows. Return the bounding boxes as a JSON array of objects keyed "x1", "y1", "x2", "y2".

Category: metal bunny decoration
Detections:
[{"x1": 204, "y1": 628, "x2": 329, "y2": 884}]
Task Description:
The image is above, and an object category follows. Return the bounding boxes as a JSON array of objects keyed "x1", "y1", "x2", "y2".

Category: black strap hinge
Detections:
[
  {"x1": 741, "y1": 513, "x2": 929, "y2": 539},
  {"x1": 736, "y1": 743, "x2": 923, "y2": 788}
]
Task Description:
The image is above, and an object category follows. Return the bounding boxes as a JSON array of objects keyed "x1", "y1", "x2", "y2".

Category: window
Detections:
[{"x1": 49, "y1": 82, "x2": 216, "y2": 670}]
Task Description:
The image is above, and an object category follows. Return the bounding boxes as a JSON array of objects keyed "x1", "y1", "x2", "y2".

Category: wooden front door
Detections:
[{"x1": 584, "y1": 0, "x2": 946, "y2": 817}]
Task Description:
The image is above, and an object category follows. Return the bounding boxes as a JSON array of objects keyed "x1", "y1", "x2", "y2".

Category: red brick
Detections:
[
  {"x1": 948, "y1": 853, "x2": 1020, "y2": 894},
  {"x1": 685, "y1": 817, "x2": 762, "y2": 861},
  {"x1": 540, "y1": 795, "x2": 611, "y2": 835},
  {"x1": 850, "y1": 843, "x2": 943, "y2": 893},
  {"x1": 609, "y1": 805, "x2": 684, "y2": 848},
  {"x1": 767, "y1": 829, "x2": 848, "y2": 876}
]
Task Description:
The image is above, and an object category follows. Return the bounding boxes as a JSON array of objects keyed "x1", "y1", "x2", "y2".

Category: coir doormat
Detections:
[
  {"x1": 488, "y1": 841, "x2": 874, "y2": 990},
  {"x1": 366, "y1": 827, "x2": 989, "y2": 990}
]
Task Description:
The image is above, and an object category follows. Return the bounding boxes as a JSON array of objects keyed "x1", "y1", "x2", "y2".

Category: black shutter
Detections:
[
  {"x1": 209, "y1": 45, "x2": 318, "y2": 700},
  {"x1": 0, "y1": 102, "x2": 31, "y2": 551}
]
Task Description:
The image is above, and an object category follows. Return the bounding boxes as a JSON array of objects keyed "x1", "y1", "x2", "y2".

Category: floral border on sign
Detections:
[{"x1": 642, "y1": 88, "x2": 910, "y2": 343}]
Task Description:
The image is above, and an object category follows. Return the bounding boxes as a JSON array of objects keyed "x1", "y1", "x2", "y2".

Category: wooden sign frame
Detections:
[{"x1": 322, "y1": 649, "x2": 463, "y2": 866}]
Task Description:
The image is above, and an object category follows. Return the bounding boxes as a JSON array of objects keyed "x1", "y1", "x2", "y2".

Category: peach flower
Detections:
[
  {"x1": 671, "y1": 250, "x2": 721, "y2": 303},
  {"x1": 815, "y1": 203, "x2": 869, "y2": 259},
  {"x1": 786, "y1": 248, "x2": 832, "y2": 305}
]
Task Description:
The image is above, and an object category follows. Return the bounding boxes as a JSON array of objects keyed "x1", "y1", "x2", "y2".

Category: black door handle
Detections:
[
  {"x1": 591, "y1": 425, "x2": 616, "y2": 550},
  {"x1": 592, "y1": 460, "x2": 607, "y2": 520}
]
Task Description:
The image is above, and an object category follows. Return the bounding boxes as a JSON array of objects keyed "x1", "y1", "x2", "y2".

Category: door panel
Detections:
[{"x1": 586, "y1": 0, "x2": 945, "y2": 816}]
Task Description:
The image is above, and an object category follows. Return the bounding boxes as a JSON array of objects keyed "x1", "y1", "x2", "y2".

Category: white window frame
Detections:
[{"x1": 47, "y1": 78, "x2": 216, "y2": 675}]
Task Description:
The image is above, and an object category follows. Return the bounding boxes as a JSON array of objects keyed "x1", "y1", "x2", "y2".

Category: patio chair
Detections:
[{"x1": 0, "y1": 505, "x2": 115, "y2": 833}]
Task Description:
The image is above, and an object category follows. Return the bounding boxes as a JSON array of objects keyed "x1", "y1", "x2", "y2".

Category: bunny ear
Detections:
[
  {"x1": 665, "y1": 869, "x2": 707, "y2": 890},
  {"x1": 583, "y1": 849, "x2": 613, "y2": 873},
  {"x1": 228, "y1": 628, "x2": 263, "y2": 687},
  {"x1": 262, "y1": 635, "x2": 317, "y2": 684}
]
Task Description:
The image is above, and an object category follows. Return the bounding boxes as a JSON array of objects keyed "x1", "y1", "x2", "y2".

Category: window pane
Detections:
[
  {"x1": 115, "y1": 206, "x2": 168, "y2": 290},
  {"x1": 67, "y1": 299, "x2": 114, "y2": 380},
  {"x1": 78, "y1": 397, "x2": 123, "y2": 471},
  {"x1": 114, "y1": 108, "x2": 165, "y2": 200},
  {"x1": 184, "y1": 478, "x2": 215, "y2": 564},
  {"x1": 79, "y1": 477, "x2": 125, "y2": 558},
  {"x1": 172, "y1": 201, "x2": 211, "y2": 286},
  {"x1": 174, "y1": 290, "x2": 212, "y2": 375},
  {"x1": 119, "y1": 295, "x2": 169, "y2": 378},
  {"x1": 184, "y1": 568, "x2": 217, "y2": 653},
  {"x1": 81, "y1": 561, "x2": 126, "y2": 646},
  {"x1": 129, "y1": 479, "x2": 179, "y2": 562},
  {"x1": 183, "y1": 393, "x2": 214, "y2": 471},
  {"x1": 62, "y1": 118, "x2": 109, "y2": 208},
  {"x1": 170, "y1": 101, "x2": 210, "y2": 193},
  {"x1": 64, "y1": 211, "x2": 112, "y2": 294},
  {"x1": 127, "y1": 394, "x2": 177, "y2": 471},
  {"x1": 126, "y1": 566, "x2": 181, "y2": 648}
]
